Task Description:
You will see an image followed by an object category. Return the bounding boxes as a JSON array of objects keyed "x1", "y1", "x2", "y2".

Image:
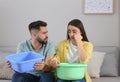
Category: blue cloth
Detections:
[
  {"x1": 12, "y1": 72, "x2": 55, "y2": 82},
  {"x1": 57, "y1": 78, "x2": 86, "y2": 82}
]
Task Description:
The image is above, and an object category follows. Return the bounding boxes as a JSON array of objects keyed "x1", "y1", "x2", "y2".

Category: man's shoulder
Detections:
[
  {"x1": 18, "y1": 39, "x2": 30, "y2": 46},
  {"x1": 46, "y1": 40, "x2": 55, "y2": 45}
]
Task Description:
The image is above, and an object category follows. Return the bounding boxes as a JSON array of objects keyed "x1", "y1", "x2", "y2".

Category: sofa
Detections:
[
  {"x1": 0, "y1": 46, "x2": 120, "y2": 82},
  {"x1": 90, "y1": 46, "x2": 120, "y2": 82}
]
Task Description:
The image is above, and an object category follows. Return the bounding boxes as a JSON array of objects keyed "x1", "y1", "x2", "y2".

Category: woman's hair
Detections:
[{"x1": 67, "y1": 19, "x2": 89, "y2": 42}]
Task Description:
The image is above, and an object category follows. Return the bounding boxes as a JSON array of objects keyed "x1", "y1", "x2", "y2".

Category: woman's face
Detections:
[{"x1": 68, "y1": 25, "x2": 81, "y2": 41}]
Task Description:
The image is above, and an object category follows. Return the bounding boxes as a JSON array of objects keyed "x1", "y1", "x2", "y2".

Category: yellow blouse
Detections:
[{"x1": 54, "y1": 40, "x2": 93, "y2": 82}]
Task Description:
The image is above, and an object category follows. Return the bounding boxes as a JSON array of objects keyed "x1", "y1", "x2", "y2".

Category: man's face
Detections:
[{"x1": 36, "y1": 27, "x2": 48, "y2": 44}]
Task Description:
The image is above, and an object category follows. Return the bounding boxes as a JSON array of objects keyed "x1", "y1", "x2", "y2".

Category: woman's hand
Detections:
[
  {"x1": 74, "y1": 33, "x2": 87, "y2": 62},
  {"x1": 51, "y1": 59, "x2": 60, "y2": 69},
  {"x1": 74, "y1": 34, "x2": 83, "y2": 46}
]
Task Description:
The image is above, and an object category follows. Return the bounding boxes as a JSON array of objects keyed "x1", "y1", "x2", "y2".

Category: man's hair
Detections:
[{"x1": 29, "y1": 20, "x2": 47, "y2": 32}]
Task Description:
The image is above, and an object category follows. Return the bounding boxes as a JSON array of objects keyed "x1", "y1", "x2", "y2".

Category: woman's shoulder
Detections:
[
  {"x1": 57, "y1": 40, "x2": 69, "y2": 47},
  {"x1": 59, "y1": 40, "x2": 69, "y2": 44},
  {"x1": 83, "y1": 41, "x2": 92, "y2": 44},
  {"x1": 82, "y1": 41, "x2": 93, "y2": 47}
]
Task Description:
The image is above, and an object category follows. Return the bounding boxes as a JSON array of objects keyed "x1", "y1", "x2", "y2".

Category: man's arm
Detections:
[{"x1": 42, "y1": 41, "x2": 56, "y2": 72}]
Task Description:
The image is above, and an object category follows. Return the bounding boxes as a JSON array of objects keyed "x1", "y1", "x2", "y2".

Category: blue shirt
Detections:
[{"x1": 17, "y1": 39, "x2": 56, "y2": 76}]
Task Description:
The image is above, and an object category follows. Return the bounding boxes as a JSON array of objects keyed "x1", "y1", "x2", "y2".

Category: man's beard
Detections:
[{"x1": 36, "y1": 37, "x2": 48, "y2": 44}]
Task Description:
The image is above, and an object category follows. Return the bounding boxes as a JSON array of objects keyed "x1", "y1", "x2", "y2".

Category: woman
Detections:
[{"x1": 51, "y1": 19, "x2": 93, "y2": 82}]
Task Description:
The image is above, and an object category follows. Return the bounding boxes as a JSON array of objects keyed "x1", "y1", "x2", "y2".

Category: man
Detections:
[{"x1": 7, "y1": 20, "x2": 56, "y2": 82}]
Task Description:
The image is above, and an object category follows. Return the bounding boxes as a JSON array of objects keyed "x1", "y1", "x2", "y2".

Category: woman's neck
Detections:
[{"x1": 71, "y1": 41, "x2": 77, "y2": 46}]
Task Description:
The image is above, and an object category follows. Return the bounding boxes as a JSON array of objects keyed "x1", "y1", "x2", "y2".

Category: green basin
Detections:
[{"x1": 57, "y1": 63, "x2": 87, "y2": 80}]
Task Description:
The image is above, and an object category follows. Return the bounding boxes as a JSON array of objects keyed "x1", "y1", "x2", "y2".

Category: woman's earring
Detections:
[{"x1": 81, "y1": 36, "x2": 83, "y2": 39}]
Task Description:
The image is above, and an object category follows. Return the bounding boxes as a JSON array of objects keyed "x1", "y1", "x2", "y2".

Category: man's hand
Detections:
[
  {"x1": 6, "y1": 61, "x2": 13, "y2": 70},
  {"x1": 34, "y1": 61, "x2": 45, "y2": 71}
]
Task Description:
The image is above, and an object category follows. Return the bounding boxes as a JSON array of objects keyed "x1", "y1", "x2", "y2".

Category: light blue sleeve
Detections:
[
  {"x1": 46, "y1": 41, "x2": 56, "y2": 56},
  {"x1": 16, "y1": 43, "x2": 25, "y2": 53}
]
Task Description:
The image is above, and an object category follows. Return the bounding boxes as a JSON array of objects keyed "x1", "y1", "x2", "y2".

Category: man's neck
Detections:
[{"x1": 31, "y1": 40, "x2": 42, "y2": 52}]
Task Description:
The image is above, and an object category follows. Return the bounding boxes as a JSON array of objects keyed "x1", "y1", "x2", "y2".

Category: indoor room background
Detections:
[{"x1": 0, "y1": 0, "x2": 120, "y2": 50}]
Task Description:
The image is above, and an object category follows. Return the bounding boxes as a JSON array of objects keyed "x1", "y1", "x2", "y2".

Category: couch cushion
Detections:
[
  {"x1": 0, "y1": 51, "x2": 15, "y2": 79},
  {"x1": 94, "y1": 46, "x2": 119, "y2": 76},
  {"x1": 87, "y1": 51, "x2": 106, "y2": 78},
  {"x1": 92, "y1": 77, "x2": 120, "y2": 82},
  {"x1": 0, "y1": 80, "x2": 11, "y2": 82}
]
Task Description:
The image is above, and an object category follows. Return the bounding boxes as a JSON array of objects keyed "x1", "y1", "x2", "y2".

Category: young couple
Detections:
[{"x1": 7, "y1": 19, "x2": 93, "y2": 82}]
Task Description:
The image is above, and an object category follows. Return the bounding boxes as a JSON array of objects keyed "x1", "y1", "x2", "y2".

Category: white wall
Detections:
[
  {"x1": 118, "y1": 0, "x2": 120, "y2": 49},
  {"x1": 0, "y1": 0, "x2": 119, "y2": 48}
]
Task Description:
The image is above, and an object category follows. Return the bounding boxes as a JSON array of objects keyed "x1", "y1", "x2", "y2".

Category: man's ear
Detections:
[{"x1": 31, "y1": 32, "x2": 37, "y2": 37}]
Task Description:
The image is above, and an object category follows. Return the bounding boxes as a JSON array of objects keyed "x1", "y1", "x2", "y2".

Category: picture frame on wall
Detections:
[{"x1": 83, "y1": 0, "x2": 114, "y2": 14}]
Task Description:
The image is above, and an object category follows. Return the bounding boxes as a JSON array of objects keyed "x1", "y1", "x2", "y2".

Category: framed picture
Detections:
[{"x1": 83, "y1": 0, "x2": 114, "y2": 14}]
